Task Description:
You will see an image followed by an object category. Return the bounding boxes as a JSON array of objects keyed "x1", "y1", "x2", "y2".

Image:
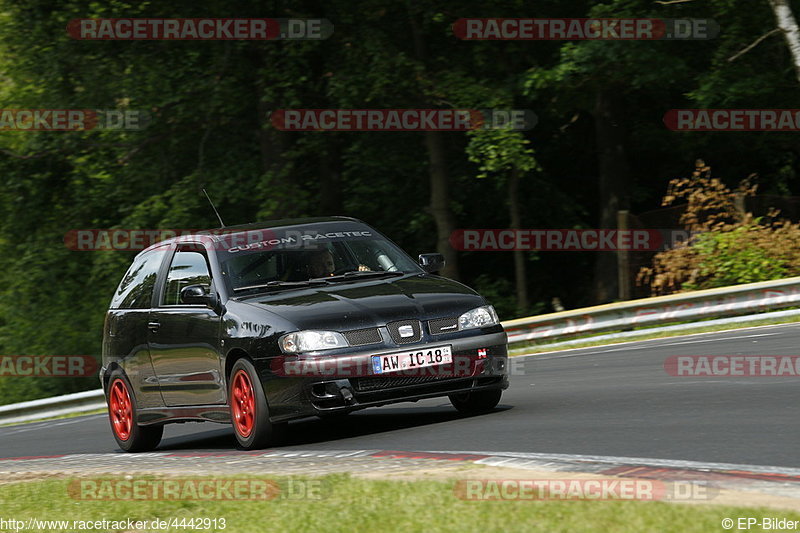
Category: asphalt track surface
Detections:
[{"x1": 2, "y1": 324, "x2": 799, "y2": 467}]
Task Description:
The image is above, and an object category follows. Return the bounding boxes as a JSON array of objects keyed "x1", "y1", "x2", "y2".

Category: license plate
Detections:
[{"x1": 372, "y1": 346, "x2": 453, "y2": 374}]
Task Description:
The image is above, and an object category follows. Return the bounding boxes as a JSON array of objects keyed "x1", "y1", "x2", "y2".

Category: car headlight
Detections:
[
  {"x1": 458, "y1": 305, "x2": 500, "y2": 330},
  {"x1": 280, "y1": 330, "x2": 349, "y2": 353}
]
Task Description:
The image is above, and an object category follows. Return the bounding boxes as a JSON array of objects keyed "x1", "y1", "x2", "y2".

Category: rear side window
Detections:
[
  {"x1": 110, "y1": 247, "x2": 168, "y2": 309},
  {"x1": 162, "y1": 247, "x2": 212, "y2": 305}
]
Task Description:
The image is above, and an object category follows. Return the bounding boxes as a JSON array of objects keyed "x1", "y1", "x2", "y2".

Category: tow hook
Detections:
[{"x1": 341, "y1": 387, "x2": 355, "y2": 404}]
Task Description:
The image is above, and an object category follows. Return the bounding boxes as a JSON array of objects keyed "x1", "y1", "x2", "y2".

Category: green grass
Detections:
[
  {"x1": 510, "y1": 313, "x2": 800, "y2": 356},
  {"x1": 0, "y1": 475, "x2": 796, "y2": 533}
]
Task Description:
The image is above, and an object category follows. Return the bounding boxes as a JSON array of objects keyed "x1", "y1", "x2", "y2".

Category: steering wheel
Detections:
[{"x1": 331, "y1": 265, "x2": 357, "y2": 275}]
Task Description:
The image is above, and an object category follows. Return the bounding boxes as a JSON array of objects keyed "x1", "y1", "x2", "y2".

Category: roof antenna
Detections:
[{"x1": 202, "y1": 188, "x2": 226, "y2": 228}]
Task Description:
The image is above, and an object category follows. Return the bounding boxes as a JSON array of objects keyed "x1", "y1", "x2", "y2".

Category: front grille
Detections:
[
  {"x1": 343, "y1": 327, "x2": 382, "y2": 346},
  {"x1": 352, "y1": 375, "x2": 454, "y2": 392},
  {"x1": 387, "y1": 320, "x2": 423, "y2": 344},
  {"x1": 428, "y1": 317, "x2": 459, "y2": 334}
]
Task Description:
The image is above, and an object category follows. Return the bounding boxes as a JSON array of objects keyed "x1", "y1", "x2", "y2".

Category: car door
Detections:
[
  {"x1": 104, "y1": 244, "x2": 170, "y2": 409},
  {"x1": 147, "y1": 242, "x2": 226, "y2": 406}
]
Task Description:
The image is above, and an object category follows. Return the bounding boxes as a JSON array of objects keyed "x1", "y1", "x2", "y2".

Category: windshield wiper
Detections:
[
  {"x1": 233, "y1": 280, "x2": 329, "y2": 292},
  {"x1": 311, "y1": 271, "x2": 406, "y2": 283},
  {"x1": 235, "y1": 271, "x2": 406, "y2": 292}
]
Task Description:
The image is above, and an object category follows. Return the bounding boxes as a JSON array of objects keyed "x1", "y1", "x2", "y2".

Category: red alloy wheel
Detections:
[
  {"x1": 109, "y1": 379, "x2": 133, "y2": 441},
  {"x1": 231, "y1": 369, "x2": 256, "y2": 438}
]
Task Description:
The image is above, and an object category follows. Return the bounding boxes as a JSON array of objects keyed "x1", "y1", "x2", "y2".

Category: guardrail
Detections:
[
  {"x1": 502, "y1": 275, "x2": 800, "y2": 345},
  {"x1": 0, "y1": 389, "x2": 105, "y2": 426},
  {"x1": 3, "y1": 276, "x2": 800, "y2": 426}
]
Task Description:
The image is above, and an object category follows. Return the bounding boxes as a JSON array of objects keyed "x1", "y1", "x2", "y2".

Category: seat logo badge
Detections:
[{"x1": 398, "y1": 325, "x2": 414, "y2": 338}]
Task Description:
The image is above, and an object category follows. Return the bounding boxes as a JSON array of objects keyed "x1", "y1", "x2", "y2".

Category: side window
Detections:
[
  {"x1": 163, "y1": 247, "x2": 212, "y2": 306},
  {"x1": 110, "y1": 247, "x2": 168, "y2": 309}
]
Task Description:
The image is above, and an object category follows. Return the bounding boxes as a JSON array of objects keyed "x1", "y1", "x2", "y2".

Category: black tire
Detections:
[
  {"x1": 229, "y1": 358, "x2": 286, "y2": 449},
  {"x1": 449, "y1": 389, "x2": 502, "y2": 414},
  {"x1": 106, "y1": 371, "x2": 163, "y2": 452}
]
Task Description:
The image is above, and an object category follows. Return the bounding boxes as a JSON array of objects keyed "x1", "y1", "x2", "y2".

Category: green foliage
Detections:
[
  {"x1": 687, "y1": 226, "x2": 791, "y2": 289},
  {"x1": 466, "y1": 129, "x2": 540, "y2": 180},
  {"x1": 641, "y1": 164, "x2": 800, "y2": 294}
]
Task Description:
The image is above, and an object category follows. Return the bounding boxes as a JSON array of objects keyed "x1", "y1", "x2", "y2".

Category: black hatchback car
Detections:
[{"x1": 101, "y1": 217, "x2": 508, "y2": 451}]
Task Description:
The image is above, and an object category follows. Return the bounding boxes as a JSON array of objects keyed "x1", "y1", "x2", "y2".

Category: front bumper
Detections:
[{"x1": 259, "y1": 330, "x2": 508, "y2": 420}]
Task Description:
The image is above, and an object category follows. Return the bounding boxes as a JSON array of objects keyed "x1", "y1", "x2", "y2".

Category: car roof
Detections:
[{"x1": 139, "y1": 216, "x2": 367, "y2": 254}]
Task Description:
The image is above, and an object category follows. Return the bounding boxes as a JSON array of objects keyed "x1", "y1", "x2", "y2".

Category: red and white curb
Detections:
[{"x1": 1, "y1": 449, "x2": 800, "y2": 499}]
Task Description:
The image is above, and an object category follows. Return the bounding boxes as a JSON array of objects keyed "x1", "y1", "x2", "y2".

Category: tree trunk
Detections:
[
  {"x1": 256, "y1": 95, "x2": 297, "y2": 219},
  {"x1": 508, "y1": 166, "x2": 528, "y2": 313},
  {"x1": 768, "y1": 0, "x2": 800, "y2": 84},
  {"x1": 249, "y1": 39, "x2": 300, "y2": 220},
  {"x1": 592, "y1": 87, "x2": 631, "y2": 304},
  {"x1": 425, "y1": 131, "x2": 460, "y2": 279},
  {"x1": 408, "y1": 3, "x2": 460, "y2": 280}
]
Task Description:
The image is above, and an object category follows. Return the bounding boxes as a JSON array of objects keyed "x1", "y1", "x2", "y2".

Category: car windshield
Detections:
[{"x1": 218, "y1": 226, "x2": 422, "y2": 293}]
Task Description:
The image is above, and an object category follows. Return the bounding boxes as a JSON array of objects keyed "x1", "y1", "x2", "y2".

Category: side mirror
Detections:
[
  {"x1": 418, "y1": 253, "x2": 446, "y2": 274},
  {"x1": 180, "y1": 284, "x2": 214, "y2": 306}
]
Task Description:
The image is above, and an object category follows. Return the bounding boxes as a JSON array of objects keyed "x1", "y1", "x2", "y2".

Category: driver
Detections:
[
  {"x1": 306, "y1": 248, "x2": 372, "y2": 278},
  {"x1": 307, "y1": 249, "x2": 336, "y2": 278}
]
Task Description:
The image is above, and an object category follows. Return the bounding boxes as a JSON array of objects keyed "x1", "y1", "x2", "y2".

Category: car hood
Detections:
[{"x1": 232, "y1": 274, "x2": 485, "y2": 330}]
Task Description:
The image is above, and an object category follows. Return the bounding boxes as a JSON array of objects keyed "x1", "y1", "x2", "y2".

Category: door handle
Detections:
[{"x1": 148, "y1": 321, "x2": 161, "y2": 333}]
